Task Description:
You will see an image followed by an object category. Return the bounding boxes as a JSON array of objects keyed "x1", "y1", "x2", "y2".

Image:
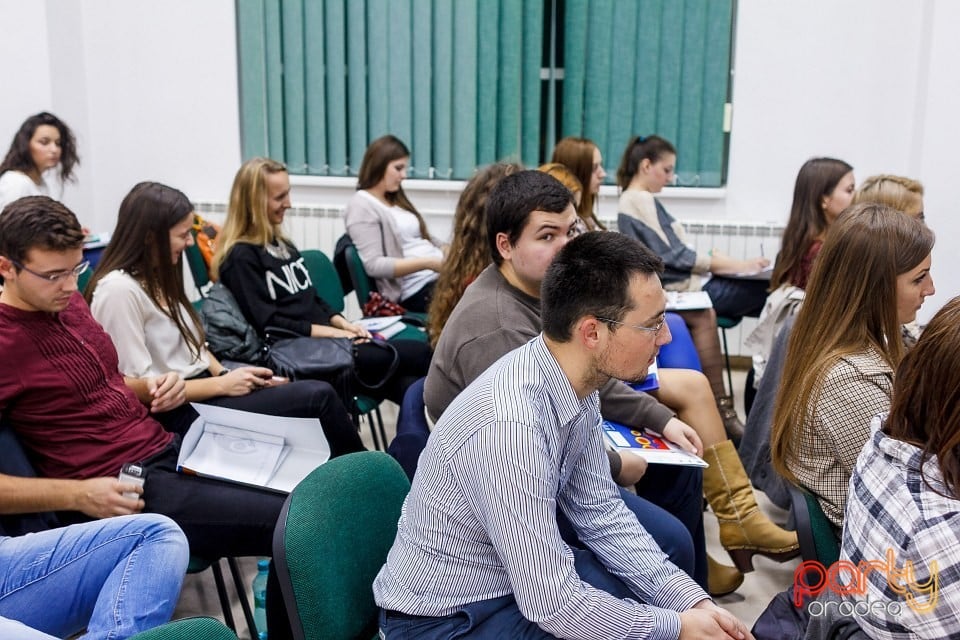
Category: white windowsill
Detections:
[{"x1": 289, "y1": 174, "x2": 727, "y2": 201}]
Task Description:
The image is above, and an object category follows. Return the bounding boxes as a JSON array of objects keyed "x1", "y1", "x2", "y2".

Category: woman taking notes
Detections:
[
  {"x1": 344, "y1": 135, "x2": 446, "y2": 312},
  {"x1": 86, "y1": 181, "x2": 365, "y2": 457},
  {"x1": 616, "y1": 134, "x2": 769, "y2": 436}
]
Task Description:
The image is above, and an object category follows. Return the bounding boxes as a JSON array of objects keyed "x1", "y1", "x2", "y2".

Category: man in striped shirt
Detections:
[{"x1": 374, "y1": 230, "x2": 751, "y2": 639}]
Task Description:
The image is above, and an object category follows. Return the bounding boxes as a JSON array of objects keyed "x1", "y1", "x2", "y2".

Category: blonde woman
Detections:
[
  {"x1": 213, "y1": 157, "x2": 431, "y2": 405},
  {"x1": 854, "y1": 174, "x2": 924, "y2": 220}
]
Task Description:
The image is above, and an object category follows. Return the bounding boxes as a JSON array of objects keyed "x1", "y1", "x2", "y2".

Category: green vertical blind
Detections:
[
  {"x1": 236, "y1": 0, "x2": 733, "y2": 185},
  {"x1": 562, "y1": 0, "x2": 733, "y2": 186}
]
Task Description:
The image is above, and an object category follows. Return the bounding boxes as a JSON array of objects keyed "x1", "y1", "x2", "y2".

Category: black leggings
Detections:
[
  {"x1": 180, "y1": 373, "x2": 366, "y2": 458},
  {"x1": 354, "y1": 339, "x2": 432, "y2": 405},
  {"x1": 399, "y1": 280, "x2": 436, "y2": 313},
  {"x1": 203, "y1": 379, "x2": 365, "y2": 457}
]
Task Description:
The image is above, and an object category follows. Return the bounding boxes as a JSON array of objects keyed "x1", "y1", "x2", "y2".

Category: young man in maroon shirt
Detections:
[{"x1": 0, "y1": 196, "x2": 285, "y2": 561}]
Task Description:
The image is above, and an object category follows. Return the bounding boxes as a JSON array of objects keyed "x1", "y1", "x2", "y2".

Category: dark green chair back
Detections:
[
  {"x1": 788, "y1": 483, "x2": 840, "y2": 566},
  {"x1": 301, "y1": 249, "x2": 346, "y2": 313},
  {"x1": 129, "y1": 616, "x2": 238, "y2": 640},
  {"x1": 272, "y1": 451, "x2": 411, "y2": 640},
  {"x1": 343, "y1": 241, "x2": 376, "y2": 310},
  {"x1": 77, "y1": 267, "x2": 92, "y2": 296},
  {"x1": 302, "y1": 249, "x2": 427, "y2": 344},
  {"x1": 185, "y1": 230, "x2": 211, "y2": 294}
]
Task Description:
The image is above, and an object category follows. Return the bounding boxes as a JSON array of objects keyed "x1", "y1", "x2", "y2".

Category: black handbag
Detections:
[
  {"x1": 264, "y1": 328, "x2": 400, "y2": 391},
  {"x1": 264, "y1": 328, "x2": 354, "y2": 380}
]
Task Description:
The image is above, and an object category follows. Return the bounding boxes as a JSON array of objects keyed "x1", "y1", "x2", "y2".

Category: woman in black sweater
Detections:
[{"x1": 212, "y1": 157, "x2": 431, "y2": 405}]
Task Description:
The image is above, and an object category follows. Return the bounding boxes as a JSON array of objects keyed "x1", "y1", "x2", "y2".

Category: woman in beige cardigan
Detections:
[{"x1": 344, "y1": 135, "x2": 446, "y2": 312}]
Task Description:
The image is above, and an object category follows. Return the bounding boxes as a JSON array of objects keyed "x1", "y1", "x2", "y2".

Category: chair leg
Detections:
[
  {"x1": 366, "y1": 412, "x2": 383, "y2": 451},
  {"x1": 374, "y1": 405, "x2": 388, "y2": 451},
  {"x1": 227, "y1": 557, "x2": 258, "y2": 640},
  {"x1": 210, "y1": 559, "x2": 237, "y2": 632},
  {"x1": 720, "y1": 326, "x2": 735, "y2": 401}
]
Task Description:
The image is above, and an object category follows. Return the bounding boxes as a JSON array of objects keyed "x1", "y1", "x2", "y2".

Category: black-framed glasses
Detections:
[
  {"x1": 597, "y1": 314, "x2": 665, "y2": 335},
  {"x1": 9, "y1": 259, "x2": 89, "y2": 283}
]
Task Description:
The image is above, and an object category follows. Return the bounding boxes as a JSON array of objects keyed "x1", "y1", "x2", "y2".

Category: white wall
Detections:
[
  {"x1": 0, "y1": 0, "x2": 241, "y2": 229},
  {"x1": 1, "y1": 0, "x2": 956, "y2": 318}
]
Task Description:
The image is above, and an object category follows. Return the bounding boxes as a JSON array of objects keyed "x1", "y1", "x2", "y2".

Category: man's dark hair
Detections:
[
  {"x1": 486, "y1": 170, "x2": 573, "y2": 265},
  {"x1": 0, "y1": 196, "x2": 84, "y2": 264},
  {"x1": 542, "y1": 232, "x2": 664, "y2": 341}
]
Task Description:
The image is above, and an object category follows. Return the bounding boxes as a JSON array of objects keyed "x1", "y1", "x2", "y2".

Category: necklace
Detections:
[{"x1": 266, "y1": 240, "x2": 291, "y2": 261}]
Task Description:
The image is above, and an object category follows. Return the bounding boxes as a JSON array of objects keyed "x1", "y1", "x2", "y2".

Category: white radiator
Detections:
[
  {"x1": 197, "y1": 202, "x2": 784, "y2": 357},
  {"x1": 194, "y1": 203, "x2": 347, "y2": 256},
  {"x1": 599, "y1": 217, "x2": 786, "y2": 358},
  {"x1": 682, "y1": 221, "x2": 784, "y2": 359}
]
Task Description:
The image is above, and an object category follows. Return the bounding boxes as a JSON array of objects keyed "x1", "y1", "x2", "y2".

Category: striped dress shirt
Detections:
[{"x1": 373, "y1": 335, "x2": 707, "y2": 639}]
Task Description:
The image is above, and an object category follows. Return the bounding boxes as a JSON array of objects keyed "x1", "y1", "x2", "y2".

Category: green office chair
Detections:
[
  {"x1": 77, "y1": 266, "x2": 92, "y2": 296},
  {"x1": 272, "y1": 451, "x2": 411, "y2": 640},
  {"x1": 787, "y1": 483, "x2": 840, "y2": 566},
  {"x1": 300, "y1": 250, "x2": 392, "y2": 448},
  {"x1": 185, "y1": 556, "x2": 257, "y2": 637},
  {"x1": 185, "y1": 227, "x2": 213, "y2": 309},
  {"x1": 337, "y1": 236, "x2": 428, "y2": 329},
  {"x1": 129, "y1": 616, "x2": 238, "y2": 640}
]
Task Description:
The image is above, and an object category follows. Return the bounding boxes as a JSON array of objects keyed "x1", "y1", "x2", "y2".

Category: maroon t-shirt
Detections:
[
  {"x1": 791, "y1": 239, "x2": 824, "y2": 290},
  {"x1": 0, "y1": 292, "x2": 172, "y2": 479}
]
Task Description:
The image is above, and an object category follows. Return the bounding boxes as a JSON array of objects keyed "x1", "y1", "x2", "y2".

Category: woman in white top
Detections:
[
  {"x1": 0, "y1": 112, "x2": 78, "y2": 211},
  {"x1": 344, "y1": 135, "x2": 446, "y2": 312},
  {"x1": 86, "y1": 181, "x2": 365, "y2": 457}
]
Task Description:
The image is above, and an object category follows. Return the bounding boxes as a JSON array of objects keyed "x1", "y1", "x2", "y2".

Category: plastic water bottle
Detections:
[{"x1": 252, "y1": 558, "x2": 270, "y2": 640}]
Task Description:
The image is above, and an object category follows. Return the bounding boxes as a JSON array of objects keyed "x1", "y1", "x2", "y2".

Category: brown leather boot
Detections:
[
  {"x1": 708, "y1": 554, "x2": 744, "y2": 597},
  {"x1": 717, "y1": 395, "x2": 744, "y2": 446},
  {"x1": 703, "y1": 440, "x2": 800, "y2": 573}
]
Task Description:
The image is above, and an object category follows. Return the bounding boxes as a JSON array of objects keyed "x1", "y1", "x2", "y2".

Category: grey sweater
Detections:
[
  {"x1": 343, "y1": 190, "x2": 443, "y2": 302},
  {"x1": 424, "y1": 265, "x2": 675, "y2": 431}
]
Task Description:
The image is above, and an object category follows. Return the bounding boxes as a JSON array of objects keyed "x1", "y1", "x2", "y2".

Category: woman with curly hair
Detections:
[
  {"x1": 427, "y1": 163, "x2": 522, "y2": 347},
  {"x1": 0, "y1": 112, "x2": 80, "y2": 211}
]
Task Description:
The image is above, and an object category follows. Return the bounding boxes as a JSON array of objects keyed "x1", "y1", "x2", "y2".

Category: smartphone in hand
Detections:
[{"x1": 118, "y1": 463, "x2": 145, "y2": 499}]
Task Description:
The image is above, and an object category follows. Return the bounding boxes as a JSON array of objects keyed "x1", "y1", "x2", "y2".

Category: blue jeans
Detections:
[
  {"x1": 635, "y1": 464, "x2": 707, "y2": 590},
  {"x1": 379, "y1": 548, "x2": 636, "y2": 639},
  {"x1": 556, "y1": 487, "x2": 695, "y2": 580},
  {"x1": 0, "y1": 514, "x2": 188, "y2": 639}
]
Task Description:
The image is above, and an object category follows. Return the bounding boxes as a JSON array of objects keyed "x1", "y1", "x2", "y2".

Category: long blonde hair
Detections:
[
  {"x1": 854, "y1": 174, "x2": 924, "y2": 219},
  {"x1": 212, "y1": 157, "x2": 290, "y2": 279},
  {"x1": 771, "y1": 203, "x2": 935, "y2": 483}
]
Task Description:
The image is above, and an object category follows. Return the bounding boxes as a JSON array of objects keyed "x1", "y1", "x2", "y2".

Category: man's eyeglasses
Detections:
[
  {"x1": 597, "y1": 315, "x2": 665, "y2": 334},
  {"x1": 9, "y1": 259, "x2": 90, "y2": 283}
]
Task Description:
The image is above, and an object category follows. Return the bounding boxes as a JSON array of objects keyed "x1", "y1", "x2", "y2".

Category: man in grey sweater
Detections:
[{"x1": 424, "y1": 170, "x2": 708, "y2": 587}]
